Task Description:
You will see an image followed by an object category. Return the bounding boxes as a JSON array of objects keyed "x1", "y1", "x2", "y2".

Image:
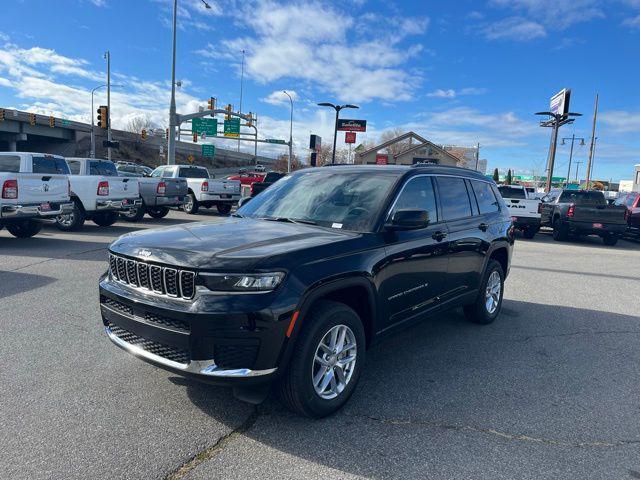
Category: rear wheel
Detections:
[
  {"x1": 278, "y1": 300, "x2": 365, "y2": 418},
  {"x1": 147, "y1": 206, "x2": 170, "y2": 218},
  {"x1": 552, "y1": 218, "x2": 568, "y2": 241},
  {"x1": 92, "y1": 211, "x2": 119, "y2": 227},
  {"x1": 183, "y1": 193, "x2": 199, "y2": 214},
  {"x1": 463, "y1": 259, "x2": 504, "y2": 325},
  {"x1": 6, "y1": 219, "x2": 42, "y2": 238},
  {"x1": 602, "y1": 234, "x2": 619, "y2": 246},
  {"x1": 55, "y1": 199, "x2": 85, "y2": 231},
  {"x1": 121, "y1": 202, "x2": 146, "y2": 222},
  {"x1": 216, "y1": 203, "x2": 232, "y2": 215}
]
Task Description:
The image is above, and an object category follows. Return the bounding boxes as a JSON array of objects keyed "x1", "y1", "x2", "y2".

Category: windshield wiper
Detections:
[{"x1": 261, "y1": 216, "x2": 317, "y2": 225}]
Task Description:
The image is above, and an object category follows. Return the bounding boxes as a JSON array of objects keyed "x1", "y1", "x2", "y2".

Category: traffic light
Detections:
[
  {"x1": 97, "y1": 105, "x2": 108, "y2": 129},
  {"x1": 246, "y1": 112, "x2": 253, "y2": 127},
  {"x1": 192, "y1": 132, "x2": 198, "y2": 143},
  {"x1": 165, "y1": 128, "x2": 169, "y2": 140},
  {"x1": 49, "y1": 116, "x2": 55, "y2": 128},
  {"x1": 207, "y1": 97, "x2": 216, "y2": 115},
  {"x1": 141, "y1": 129, "x2": 147, "y2": 140},
  {"x1": 0, "y1": 109, "x2": 5, "y2": 121},
  {"x1": 225, "y1": 104, "x2": 232, "y2": 121},
  {"x1": 29, "y1": 113, "x2": 36, "y2": 125}
]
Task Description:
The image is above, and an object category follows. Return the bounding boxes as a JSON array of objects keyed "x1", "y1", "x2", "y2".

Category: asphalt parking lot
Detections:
[{"x1": 1, "y1": 211, "x2": 639, "y2": 480}]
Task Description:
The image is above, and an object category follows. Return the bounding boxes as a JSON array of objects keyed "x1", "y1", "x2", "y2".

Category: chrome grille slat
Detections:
[{"x1": 109, "y1": 253, "x2": 195, "y2": 300}]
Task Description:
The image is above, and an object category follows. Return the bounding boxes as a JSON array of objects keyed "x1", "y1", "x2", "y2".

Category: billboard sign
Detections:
[
  {"x1": 345, "y1": 132, "x2": 356, "y2": 144},
  {"x1": 549, "y1": 88, "x2": 571, "y2": 117},
  {"x1": 375, "y1": 154, "x2": 388, "y2": 165},
  {"x1": 337, "y1": 119, "x2": 367, "y2": 132}
]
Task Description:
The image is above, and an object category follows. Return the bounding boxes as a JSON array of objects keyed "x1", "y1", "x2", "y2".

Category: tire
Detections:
[
  {"x1": 216, "y1": 203, "x2": 232, "y2": 215},
  {"x1": 463, "y1": 259, "x2": 505, "y2": 325},
  {"x1": 278, "y1": 300, "x2": 366, "y2": 418},
  {"x1": 147, "y1": 206, "x2": 170, "y2": 218},
  {"x1": 55, "y1": 199, "x2": 85, "y2": 231},
  {"x1": 92, "y1": 211, "x2": 119, "y2": 227},
  {"x1": 602, "y1": 234, "x2": 619, "y2": 246},
  {"x1": 121, "y1": 202, "x2": 146, "y2": 222},
  {"x1": 552, "y1": 218, "x2": 568, "y2": 241},
  {"x1": 522, "y1": 227, "x2": 538, "y2": 239},
  {"x1": 183, "y1": 193, "x2": 199, "y2": 214},
  {"x1": 6, "y1": 219, "x2": 42, "y2": 238}
]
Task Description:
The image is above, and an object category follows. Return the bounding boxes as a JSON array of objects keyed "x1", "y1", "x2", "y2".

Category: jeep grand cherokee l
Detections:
[{"x1": 99, "y1": 165, "x2": 514, "y2": 417}]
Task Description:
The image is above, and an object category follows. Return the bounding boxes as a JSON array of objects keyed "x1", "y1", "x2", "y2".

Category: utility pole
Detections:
[
  {"x1": 574, "y1": 161, "x2": 583, "y2": 182},
  {"x1": 283, "y1": 91, "x2": 293, "y2": 172},
  {"x1": 90, "y1": 84, "x2": 106, "y2": 158},
  {"x1": 475, "y1": 142, "x2": 480, "y2": 171},
  {"x1": 585, "y1": 93, "x2": 599, "y2": 188},
  {"x1": 167, "y1": 0, "x2": 178, "y2": 165},
  {"x1": 105, "y1": 51, "x2": 112, "y2": 161},
  {"x1": 238, "y1": 49, "x2": 245, "y2": 152},
  {"x1": 561, "y1": 134, "x2": 585, "y2": 187}
]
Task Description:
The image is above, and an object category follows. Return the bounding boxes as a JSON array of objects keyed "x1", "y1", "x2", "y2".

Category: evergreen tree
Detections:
[{"x1": 492, "y1": 168, "x2": 500, "y2": 183}]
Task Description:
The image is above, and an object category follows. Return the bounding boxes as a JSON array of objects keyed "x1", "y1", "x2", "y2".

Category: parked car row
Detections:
[{"x1": 0, "y1": 152, "x2": 244, "y2": 238}]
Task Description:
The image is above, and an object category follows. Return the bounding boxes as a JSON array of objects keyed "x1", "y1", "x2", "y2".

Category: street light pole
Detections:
[
  {"x1": 317, "y1": 102, "x2": 359, "y2": 164},
  {"x1": 104, "y1": 51, "x2": 112, "y2": 161},
  {"x1": 167, "y1": 0, "x2": 178, "y2": 165},
  {"x1": 283, "y1": 91, "x2": 293, "y2": 172},
  {"x1": 561, "y1": 134, "x2": 585, "y2": 187},
  {"x1": 90, "y1": 84, "x2": 106, "y2": 158},
  {"x1": 238, "y1": 49, "x2": 245, "y2": 152},
  {"x1": 574, "y1": 161, "x2": 583, "y2": 181}
]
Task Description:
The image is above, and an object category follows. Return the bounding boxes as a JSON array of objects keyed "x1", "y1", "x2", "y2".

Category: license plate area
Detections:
[
  {"x1": 40, "y1": 202, "x2": 51, "y2": 212},
  {"x1": 593, "y1": 223, "x2": 603, "y2": 228}
]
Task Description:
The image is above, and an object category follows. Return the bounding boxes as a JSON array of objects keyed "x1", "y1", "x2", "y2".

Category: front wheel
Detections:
[
  {"x1": 278, "y1": 300, "x2": 365, "y2": 418},
  {"x1": 6, "y1": 220, "x2": 42, "y2": 238},
  {"x1": 147, "y1": 206, "x2": 169, "y2": 218},
  {"x1": 121, "y1": 202, "x2": 146, "y2": 222},
  {"x1": 55, "y1": 200, "x2": 85, "y2": 231},
  {"x1": 216, "y1": 203, "x2": 232, "y2": 215},
  {"x1": 602, "y1": 234, "x2": 619, "y2": 246},
  {"x1": 463, "y1": 259, "x2": 505, "y2": 325},
  {"x1": 183, "y1": 193, "x2": 199, "y2": 214},
  {"x1": 92, "y1": 211, "x2": 119, "y2": 227}
]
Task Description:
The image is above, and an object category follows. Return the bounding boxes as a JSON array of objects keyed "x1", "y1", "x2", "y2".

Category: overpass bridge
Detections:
[{"x1": 0, "y1": 108, "x2": 276, "y2": 170}]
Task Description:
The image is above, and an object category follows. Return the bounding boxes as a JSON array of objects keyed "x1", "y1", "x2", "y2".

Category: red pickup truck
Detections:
[
  {"x1": 226, "y1": 171, "x2": 266, "y2": 186},
  {"x1": 614, "y1": 192, "x2": 640, "y2": 232}
]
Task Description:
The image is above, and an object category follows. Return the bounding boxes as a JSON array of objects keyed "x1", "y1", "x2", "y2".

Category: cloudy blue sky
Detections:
[{"x1": 1, "y1": 0, "x2": 639, "y2": 180}]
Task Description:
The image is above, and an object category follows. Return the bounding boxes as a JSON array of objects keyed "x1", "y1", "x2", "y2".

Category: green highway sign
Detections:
[
  {"x1": 265, "y1": 138, "x2": 287, "y2": 144},
  {"x1": 192, "y1": 117, "x2": 218, "y2": 135},
  {"x1": 223, "y1": 118, "x2": 240, "y2": 138},
  {"x1": 202, "y1": 144, "x2": 215, "y2": 158}
]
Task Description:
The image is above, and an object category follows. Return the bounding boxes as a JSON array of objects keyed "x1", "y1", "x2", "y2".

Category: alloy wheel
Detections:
[
  {"x1": 485, "y1": 270, "x2": 501, "y2": 314},
  {"x1": 312, "y1": 324, "x2": 357, "y2": 400}
]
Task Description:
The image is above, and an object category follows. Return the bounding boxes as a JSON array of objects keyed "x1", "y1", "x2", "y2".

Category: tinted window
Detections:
[
  {"x1": 0, "y1": 155, "x2": 21, "y2": 173},
  {"x1": 558, "y1": 191, "x2": 606, "y2": 205},
  {"x1": 498, "y1": 186, "x2": 526, "y2": 199},
  {"x1": 436, "y1": 176, "x2": 472, "y2": 220},
  {"x1": 391, "y1": 176, "x2": 438, "y2": 223},
  {"x1": 627, "y1": 195, "x2": 638, "y2": 208},
  {"x1": 178, "y1": 167, "x2": 209, "y2": 179},
  {"x1": 67, "y1": 160, "x2": 81, "y2": 175},
  {"x1": 89, "y1": 160, "x2": 118, "y2": 176},
  {"x1": 472, "y1": 181, "x2": 500, "y2": 214},
  {"x1": 151, "y1": 167, "x2": 163, "y2": 177},
  {"x1": 32, "y1": 156, "x2": 70, "y2": 174}
]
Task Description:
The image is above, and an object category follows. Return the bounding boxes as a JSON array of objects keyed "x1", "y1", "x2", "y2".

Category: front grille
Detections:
[
  {"x1": 109, "y1": 253, "x2": 196, "y2": 300},
  {"x1": 108, "y1": 322, "x2": 189, "y2": 364},
  {"x1": 214, "y1": 344, "x2": 259, "y2": 369},
  {"x1": 144, "y1": 312, "x2": 190, "y2": 333},
  {"x1": 102, "y1": 296, "x2": 133, "y2": 316}
]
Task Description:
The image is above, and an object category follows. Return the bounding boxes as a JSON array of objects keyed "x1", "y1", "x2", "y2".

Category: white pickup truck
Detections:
[
  {"x1": 0, "y1": 152, "x2": 73, "y2": 238},
  {"x1": 497, "y1": 185, "x2": 541, "y2": 239},
  {"x1": 57, "y1": 157, "x2": 142, "y2": 231},
  {"x1": 152, "y1": 164, "x2": 241, "y2": 215}
]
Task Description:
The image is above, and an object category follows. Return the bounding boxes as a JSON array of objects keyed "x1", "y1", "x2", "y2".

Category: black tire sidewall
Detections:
[
  {"x1": 6, "y1": 219, "x2": 42, "y2": 238},
  {"x1": 216, "y1": 203, "x2": 232, "y2": 215},
  {"x1": 147, "y1": 207, "x2": 169, "y2": 218},
  {"x1": 465, "y1": 260, "x2": 505, "y2": 324},
  {"x1": 288, "y1": 302, "x2": 366, "y2": 418},
  {"x1": 183, "y1": 193, "x2": 199, "y2": 214}
]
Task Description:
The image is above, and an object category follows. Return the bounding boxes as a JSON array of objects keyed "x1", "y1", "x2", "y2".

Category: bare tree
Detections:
[
  {"x1": 273, "y1": 154, "x2": 304, "y2": 172},
  {"x1": 124, "y1": 115, "x2": 157, "y2": 134},
  {"x1": 379, "y1": 128, "x2": 412, "y2": 156}
]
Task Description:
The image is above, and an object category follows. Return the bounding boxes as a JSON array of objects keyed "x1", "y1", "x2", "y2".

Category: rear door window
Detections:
[
  {"x1": 67, "y1": 160, "x2": 81, "y2": 175},
  {"x1": 178, "y1": 167, "x2": 209, "y2": 179},
  {"x1": 0, "y1": 155, "x2": 21, "y2": 173},
  {"x1": 32, "y1": 156, "x2": 70, "y2": 174},
  {"x1": 472, "y1": 180, "x2": 501, "y2": 214},
  {"x1": 435, "y1": 176, "x2": 473, "y2": 220},
  {"x1": 89, "y1": 160, "x2": 118, "y2": 176},
  {"x1": 390, "y1": 176, "x2": 438, "y2": 223}
]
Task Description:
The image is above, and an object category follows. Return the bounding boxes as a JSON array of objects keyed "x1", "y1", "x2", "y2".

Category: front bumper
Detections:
[
  {"x1": 99, "y1": 273, "x2": 297, "y2": 385},
  {"x1": 153, "y1": 195, "x2": 186, "y2": 207},
  {"x1": 0, "y1": 201, "x2": 74, "y2": 220},
  {"x1": 201, "y1": 192, "x2": 241, "y2": 204},
  {"x1": 96, "y1": 197, "x2": 143, "y2": 212}
]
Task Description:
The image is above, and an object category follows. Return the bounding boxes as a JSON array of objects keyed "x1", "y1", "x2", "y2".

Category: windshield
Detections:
[{"x1": 237, "y1": 170, "x2": 400, "y2": 231}]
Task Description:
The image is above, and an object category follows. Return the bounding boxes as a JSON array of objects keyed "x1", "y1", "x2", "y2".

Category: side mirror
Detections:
[{"x1": 386, "y1": 209, "x2": 429, "y2": 231}]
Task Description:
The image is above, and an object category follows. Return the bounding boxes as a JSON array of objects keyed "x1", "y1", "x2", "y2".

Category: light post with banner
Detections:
[{"x1": 317, "y1": 102, "x2": 359, "y2": 164}]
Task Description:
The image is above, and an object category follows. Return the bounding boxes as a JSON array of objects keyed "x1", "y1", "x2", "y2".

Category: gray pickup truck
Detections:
[
  {"x1": 120, "y1": 170, "x2": 188, "y2": 222},
  {"x1": 540, "y1": 189, "x2": 628, "y2": 245}
]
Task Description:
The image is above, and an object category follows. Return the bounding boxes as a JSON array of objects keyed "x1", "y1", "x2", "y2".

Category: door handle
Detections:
[
  {"x1": 478, "y1": 223, "x2": 489, "y2": 232},
  {"x1": 432, "y1": 230, "x2": 447, "y2": 241}
]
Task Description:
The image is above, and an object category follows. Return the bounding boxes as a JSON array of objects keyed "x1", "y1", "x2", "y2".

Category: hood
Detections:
[{"x1": 109, "y1": 217, "x2": 358, "y2": 270}]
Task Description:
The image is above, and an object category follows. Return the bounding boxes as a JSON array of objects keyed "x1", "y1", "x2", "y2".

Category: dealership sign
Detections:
[
  {"x1": 345, "y1": 132, "x2": 356, "y2": 144},
  {"x1": 550, "y1": 88, "x2": 571, "y2": 117},
  {"x1": 375, "y1": 154, "x2": 388, "y2": 165},
  {"x1": 337, "y1": 119, "x2": 367, "y2": 132}
]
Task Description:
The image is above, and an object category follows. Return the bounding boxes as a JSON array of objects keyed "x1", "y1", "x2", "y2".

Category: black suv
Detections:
[{"x1": 99, "y1": 165, "x2": 514, "y2": 417}]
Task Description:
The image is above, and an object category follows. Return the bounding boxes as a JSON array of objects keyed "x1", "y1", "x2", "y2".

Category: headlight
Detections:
[{"x1": 200, "y1": 272, "x2": 285, "y2": 292}]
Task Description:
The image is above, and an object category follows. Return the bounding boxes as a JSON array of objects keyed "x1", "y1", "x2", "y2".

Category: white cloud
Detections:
[
  {"x1": 90, "y1": 0, "x2": 107, "y2": 6},
  {"x1": 600, "y1": 110, "x2": 640, "y2": 133},
  {"x1": 261, "y1": 90, "x2": 298, "y2": 106},
  {"x1": 427, "y1": 89, "x2": 456, "y2": 98},
  {"x1": 483, "y1": 17, "x2": 547, "y2": 41},
  {"x1": 623, "y1": 14, "x2": 640, "y2": 27},
  {"x1": 427, "y1": 87, "x2": 487, "y2": 98},
  {"x1": 489, "y1": 0, "x2": 605, "y2": 29}
]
